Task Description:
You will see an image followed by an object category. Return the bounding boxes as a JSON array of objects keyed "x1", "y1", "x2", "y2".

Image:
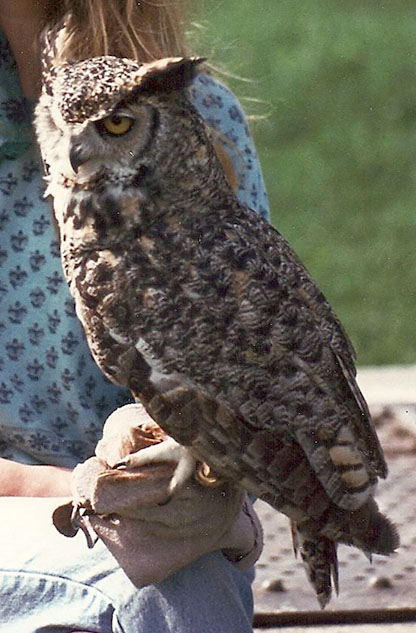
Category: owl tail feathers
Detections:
[
  {"x1": 292, "y1": 501, "x2": 399, "y2": 608},
  {"x1": 348, "y1": 498, "x2": 400, "y2": 557},
  {"x1": 291, "y1": 523, "x2": 338, "y2": 609}
]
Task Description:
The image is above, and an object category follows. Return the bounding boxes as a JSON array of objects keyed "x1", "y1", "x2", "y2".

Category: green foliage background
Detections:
[{"x1": 194, "y1": 0, "x2": 416, "y2": 366}]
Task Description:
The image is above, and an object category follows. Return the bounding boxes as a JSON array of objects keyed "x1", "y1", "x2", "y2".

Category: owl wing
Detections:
[
  {"x1": 257, "y1": 215, "x2": 387, "y2": 481},
  {"x1": 94, "y1": 203, "x2": 385, "y2": 516},
  {"x1": 129, "y1": 328, "x2": 382, "y2": 517},
  {"x1": 262, "y1": 227, "x2": 388, "y2": 482},
  {"x1": 78, "y1": 201, "x2": 386, "y2": 515}
]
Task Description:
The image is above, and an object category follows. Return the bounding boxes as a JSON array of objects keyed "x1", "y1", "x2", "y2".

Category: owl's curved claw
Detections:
[
  {"x1": 113, "y1": 436, "x2": 197, "y2": 496},
  {"x1": 196, "y1": 461, "x2": 222, "y2": 487}
]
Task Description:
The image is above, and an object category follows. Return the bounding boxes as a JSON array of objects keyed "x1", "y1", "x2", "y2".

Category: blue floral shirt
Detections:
[{"x1": 0, "y1": 32, "x2": 269, "y2": 467}]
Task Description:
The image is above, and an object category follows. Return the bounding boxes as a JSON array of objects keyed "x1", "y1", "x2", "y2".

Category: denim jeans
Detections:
[{"x1": 0, "y1": 497, "x2": 254, "y2": 633}]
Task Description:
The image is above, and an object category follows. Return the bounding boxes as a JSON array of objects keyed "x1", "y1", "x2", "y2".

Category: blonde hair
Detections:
[{"x1": 43, "y1": 0, "x2": 188, "y2": 63}]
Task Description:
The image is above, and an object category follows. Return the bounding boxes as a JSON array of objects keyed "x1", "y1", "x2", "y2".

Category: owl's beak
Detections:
[{"x1": 69, "y1": 141, "x2": 91, "y2": 173}]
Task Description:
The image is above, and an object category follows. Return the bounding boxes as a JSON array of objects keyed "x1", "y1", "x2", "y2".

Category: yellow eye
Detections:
[{"x1": 99, "y1": 114, "x2": 134, "y2": 136}]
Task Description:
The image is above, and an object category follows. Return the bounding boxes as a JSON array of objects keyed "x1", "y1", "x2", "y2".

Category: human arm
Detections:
[{"x1": 0, "y1": 457, "x2": 72, "y2": 497}]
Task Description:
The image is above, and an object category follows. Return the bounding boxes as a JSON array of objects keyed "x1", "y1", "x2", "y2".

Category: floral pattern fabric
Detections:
[{"x1": 0, "y1": 31, "x2": 269, "y2": 467}]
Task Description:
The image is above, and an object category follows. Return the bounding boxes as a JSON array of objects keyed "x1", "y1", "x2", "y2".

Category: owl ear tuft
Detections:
[{"x1": 137, "y1": 57, "x2": 206, "y2": 94}]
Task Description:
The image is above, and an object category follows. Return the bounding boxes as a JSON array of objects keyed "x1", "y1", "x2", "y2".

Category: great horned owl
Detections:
[{"x1": 35, "y1": 55, "x2": 398, "y2": 606}]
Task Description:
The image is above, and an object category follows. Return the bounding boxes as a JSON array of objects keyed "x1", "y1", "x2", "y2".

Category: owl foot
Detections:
[{"x1": 114, "y1": 436, "x2": 197, "y2": 496}]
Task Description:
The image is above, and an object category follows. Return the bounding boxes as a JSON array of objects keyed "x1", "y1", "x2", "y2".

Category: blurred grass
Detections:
[{"x1": 193, "y1": 0, "x2": 416, "y2": 365}]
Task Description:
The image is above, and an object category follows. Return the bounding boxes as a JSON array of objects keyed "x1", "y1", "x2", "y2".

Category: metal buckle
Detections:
[{"x1": 70, "y1": 504, "x2": 98, "y2": 549}]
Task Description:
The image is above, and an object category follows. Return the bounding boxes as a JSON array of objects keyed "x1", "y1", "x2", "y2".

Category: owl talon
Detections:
[
  {"x1": 111, "y1": 436, "x2": 196, "y2": 496},
  {"x1": 166, "y1": 443, "x2": 197, "y2": 496},
  {"x1": 113, "y1": 457, "x2": 128, "y2": 470},
  {"x1": 196, "y1": 462, "x2": 221, "y2": 486}
]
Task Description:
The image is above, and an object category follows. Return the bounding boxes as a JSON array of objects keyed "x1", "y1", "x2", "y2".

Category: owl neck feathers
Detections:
[{"x1": 58, "y1": 159, "x2": 238, "y2": 248}]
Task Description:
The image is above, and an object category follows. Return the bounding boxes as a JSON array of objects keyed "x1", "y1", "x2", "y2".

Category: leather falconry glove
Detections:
[{"x1": 53, "y1": 403, "x2": 263, "y2": 586}]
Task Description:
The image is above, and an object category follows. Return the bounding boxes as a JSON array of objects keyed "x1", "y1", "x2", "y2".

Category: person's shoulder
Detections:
[
  {"x1": 190, "y1": 71, "x2": 237, "y2": 98},
  {"x1": 189, "y1": 72, "x2": 249, "y2": 131},
  {"x1": 188, "y1": 71, "x2": 254, "y2": 160},
  {"x1": 188, "y1": 72, "x2": 270, "y2": 221}
]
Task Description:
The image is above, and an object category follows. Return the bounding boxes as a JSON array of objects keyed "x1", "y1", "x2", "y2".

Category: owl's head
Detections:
[{"x1": 35, "y1": 55, "x2": 214, "y2": 191}]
